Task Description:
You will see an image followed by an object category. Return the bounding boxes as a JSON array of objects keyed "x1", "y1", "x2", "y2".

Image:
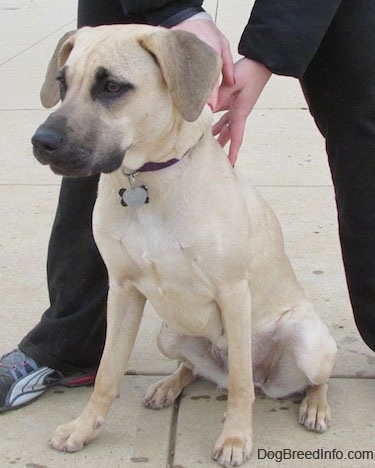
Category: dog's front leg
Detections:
[
  {"x1": 50, "y1": 283, "x2": 146, "y2": 452},
  {"x1": 212, "y1": 280, "x2": 254, "y2": 467}
]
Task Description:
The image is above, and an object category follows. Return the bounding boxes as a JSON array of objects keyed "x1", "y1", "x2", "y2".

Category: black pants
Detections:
[
  {"x1": 300, "y1": 0, "x2": 375, "y2": 350},
  {"x1": 19, "y1": 0, "x2": 375, "y2": 373}
]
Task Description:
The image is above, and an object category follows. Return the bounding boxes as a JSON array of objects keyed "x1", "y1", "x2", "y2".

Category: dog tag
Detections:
[{"x1": 119, "y1": 186, "x2": 149, "y2": 208}]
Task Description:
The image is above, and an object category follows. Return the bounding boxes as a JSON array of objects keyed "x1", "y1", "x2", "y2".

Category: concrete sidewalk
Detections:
[{"x1": 0, "y1": 1, "x2": 374, "y2": 467}]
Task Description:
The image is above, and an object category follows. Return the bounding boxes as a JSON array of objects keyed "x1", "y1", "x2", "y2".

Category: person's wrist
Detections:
[
  {"x1": 181, "y1": 12, "x2": 213, "y2": 23},
  {"x1": 240, "y1": 57, "x2": 272, "y2": 77},
  {"x1": 159, "y1": 7, "x2": 206, "y2": 28}
]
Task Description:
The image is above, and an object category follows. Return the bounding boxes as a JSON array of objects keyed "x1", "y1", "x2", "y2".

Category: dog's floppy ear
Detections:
[
  {"x1": 139, "y1": 29, "x2": 221, "y2": 122},
  {"x1": 40, "y1": 30, "x2": 77, "y2": 108}
]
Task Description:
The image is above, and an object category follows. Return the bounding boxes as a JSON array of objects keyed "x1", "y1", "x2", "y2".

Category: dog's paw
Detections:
[
  {"x1": 49, "y1": 415, "x2": 104, "y2": 452},
  {"x1": 212, "y1": 427, "x2": 253, "y2": 467},
  {"x1": 143, "y1": 376, "x2": 182, "y2": 409},
  {"x1": 299, "y1": 392, "x2": 331, "y2": 433}
]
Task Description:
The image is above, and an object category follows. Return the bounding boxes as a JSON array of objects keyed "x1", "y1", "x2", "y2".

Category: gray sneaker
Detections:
[{"x1": 0, "y1": 349, "x2": 96, "y2": 412}]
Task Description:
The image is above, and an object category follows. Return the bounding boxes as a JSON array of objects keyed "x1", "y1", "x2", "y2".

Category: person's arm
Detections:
[
  {"x1": 214, "y1": 58, "x2": 271, "y2": 165},
  {"x1": 214, "y1": 0, "x2": 343, "y2": 164},
  {"x1": 239, "y1": 0, "x2": 342, "y2": 77}
]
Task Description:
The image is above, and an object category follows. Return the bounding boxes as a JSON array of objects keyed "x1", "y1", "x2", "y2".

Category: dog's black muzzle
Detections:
[
  {"x1": 32, "y1": 113, "x2": 125, "y2": 177},
  {"x1": 32, "y1": 126, "x2": 63, "y2": 163},
  {"x1": 31, "y1": 113, "x2": 94, "y2": 177}
]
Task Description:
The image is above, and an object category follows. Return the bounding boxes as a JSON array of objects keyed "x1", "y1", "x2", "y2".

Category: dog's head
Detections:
[{"x1": 31, "y1": 25, "x2": 221, "y2": 176}]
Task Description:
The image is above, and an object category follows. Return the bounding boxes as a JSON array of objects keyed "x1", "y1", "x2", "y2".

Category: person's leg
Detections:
[
  {"x1": 300, "y1": 0, "x2": 375, "y2": 351},
  {"x1": 19, "y1": 176, "x2": 108, "y2": 372}
]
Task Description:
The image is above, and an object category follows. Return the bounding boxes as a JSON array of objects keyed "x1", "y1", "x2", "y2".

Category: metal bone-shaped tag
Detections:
[{"x1": 119, "y1": 185, "x2": 149, "y2": 208}]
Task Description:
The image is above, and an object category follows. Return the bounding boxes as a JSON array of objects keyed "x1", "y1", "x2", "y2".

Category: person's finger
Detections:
[
  {"x1": 212, "y1": 109, "x2": 246, "y2": 164},
  {"x1": 220, "y1": 37, "x2": 235, "y2": 86},
  {"x1": 210, "y1": 44, "x2": 234, "y2": 110},
  {"x1": 228, "y1": 118, "x2": 246, "y2": 165},
  {"x1": 212, "y1": 114, "x2": 231, "y2": 148},
  {"x1": 217, "y1": 128, "x2": 231, "y2": 148},
  {"x1": 212, "y1": 113, "x2": 228, "y2": 135},
  {"x1": 207, "y1": 82, "x2": 219, "y2": 110},
  {"x1": 213, "y1": 84, "x2": 235, "y2": 112}
]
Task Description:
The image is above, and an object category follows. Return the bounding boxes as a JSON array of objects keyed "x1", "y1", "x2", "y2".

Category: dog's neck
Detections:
[
  {"x1": 120, "y1": 107, "x2": 212, "y2": 175},
  {"x1": 122, "y1": 133, "x2": 204, "y2": 178},
  {"x1": 123, "y1": 157, "x2": 180, "y2": 177}
]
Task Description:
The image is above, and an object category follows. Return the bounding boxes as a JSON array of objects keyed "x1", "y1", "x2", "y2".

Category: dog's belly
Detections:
[{"x1": 175, "y1": 329, "x2": 308, "y2": 398}]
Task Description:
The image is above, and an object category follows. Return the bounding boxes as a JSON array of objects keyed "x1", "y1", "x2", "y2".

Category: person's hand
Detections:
[
  {"x1": 213, "y1": 58, "x2": 272, "y2": 165},
  {"x1": 172, "y1": 19, "x2": 234, "y2": 109}
]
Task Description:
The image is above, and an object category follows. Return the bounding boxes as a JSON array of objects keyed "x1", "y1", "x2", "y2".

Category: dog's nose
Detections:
[{"x1": 32, "y1": 127, "x2": 63, "y2": 153}]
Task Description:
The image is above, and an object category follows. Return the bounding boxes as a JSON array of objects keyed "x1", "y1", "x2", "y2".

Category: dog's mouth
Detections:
[
  {"x1": 44, "y1": 149, "x2": 125, "y2": 178},
  {"x1": 32, "y1": 148, "x2": 92, "y2": 177},
  {"x1": 49, "y1": 163, "x2": 93, "y2": 178}
]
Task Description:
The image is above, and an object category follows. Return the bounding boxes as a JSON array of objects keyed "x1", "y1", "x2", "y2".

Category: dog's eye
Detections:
[
  {"x1": 56, "y1": 70, "x2": 67, "y2": 88},
  {"x1": 91, "y1": 73, "x2": 135, "y2": 104},
  {"x1": 56, "y1": 76, "x2": 66, "y2": 87},
  {"x1": 56, "y1": 69, "x2": 68, "y2": 101},
  {"x1": 104, "y1": 81, "x2": 123, "y2": 94},
  {"x1": 56, "y1": 77, "x2": 67, "y2": 101}
]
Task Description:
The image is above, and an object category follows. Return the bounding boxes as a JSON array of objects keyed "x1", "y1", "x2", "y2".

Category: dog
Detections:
[{"x1": 32, "y1": 25, "x2": 337, "y2": 467}]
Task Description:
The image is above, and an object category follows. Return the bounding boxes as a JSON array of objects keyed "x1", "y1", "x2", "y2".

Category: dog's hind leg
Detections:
[
  {"x1": 144, "y1": 363, "x2": 195, "y2": 409},
  {"x1": 299, "y1": 383, "x2": 331, "y2": 432},
  {"x1": 144, "y1": 323, "x2": 227, "y2": 409},
  {"x1": 288, "y1": 306, "x2": 337, "y2": 433},
  {"x1": 50, "y1": 284, "x2": 146, "y2": 452}
]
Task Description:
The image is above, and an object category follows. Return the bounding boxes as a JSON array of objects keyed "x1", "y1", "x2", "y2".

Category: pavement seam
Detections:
[
  {"x1": 166, "y1": 396, "x2": 181, "y2": 468},
  {"x1": 0, "y1": 20, "x2": 75, "y2": 68}
]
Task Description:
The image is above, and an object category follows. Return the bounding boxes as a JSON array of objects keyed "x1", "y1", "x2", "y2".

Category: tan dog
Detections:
[{"x1": 32, "y1": 25, "x2": 337, "y2": 467}]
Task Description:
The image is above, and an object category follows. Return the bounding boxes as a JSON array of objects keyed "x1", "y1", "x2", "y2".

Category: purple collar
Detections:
[
  {"x1": 123, "y1": 135, "x2": 204, "y2": 177},
  {"x1": 136, "y1": 158, "x2": 180, "y2": 173},
  {"x1": 123, "y1": 157, "x2": 180, "y2": 178}
]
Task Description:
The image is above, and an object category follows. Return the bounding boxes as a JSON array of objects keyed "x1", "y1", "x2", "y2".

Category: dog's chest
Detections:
[
  {"x1": 95, "y1": 171, "x2": 251, "y2": 337},
  {"x1": 102, "y1": 208, "x2": 224, "y2": 336},
  {"x1": 122, "y1": 217, "x2": 214, "y2": 296}
]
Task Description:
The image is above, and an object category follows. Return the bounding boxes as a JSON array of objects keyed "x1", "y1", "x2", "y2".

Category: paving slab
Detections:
[
  {"x1": 0, "y1": 0, "x2": 76, "y2": 65},
  {"x1": 0, "y1": 110, "x2": 57, "y2": 184},
  {"x1": 236, "y1": 108, "x2": 331, "y2": 187},
  {"x1": 0, "y1": 31, "x2": 73, "y2": 110},
  {"x1": 1, "y1": 375, "x2": 173, "y2": 468},
  {"x1": 174, "y1": 378, "x2": 375, "y2": 467},
  {"x1": 0, "y1": 185, "x2": 56, "y2": 343}
]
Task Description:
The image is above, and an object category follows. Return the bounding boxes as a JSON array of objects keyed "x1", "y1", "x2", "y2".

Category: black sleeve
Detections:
[
  {"x1": 238, "y1": 0, "x2": 342, "y2": 77},
  {"x1": 120, "y1": 0, "x2": 204, "y2": 27}
]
